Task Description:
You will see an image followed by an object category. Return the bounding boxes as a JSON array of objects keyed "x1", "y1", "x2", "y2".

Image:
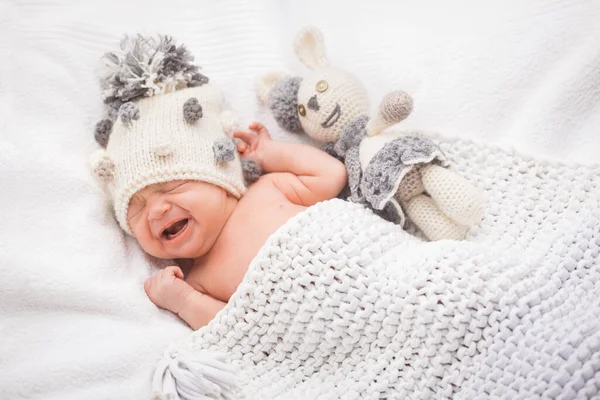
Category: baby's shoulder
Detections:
[
  {"x1": 234, "y1": 173, "x2": 308, "y2": 216},
  {"x1": 243, "y1": 173, "x2": 290, "y2": 200}
]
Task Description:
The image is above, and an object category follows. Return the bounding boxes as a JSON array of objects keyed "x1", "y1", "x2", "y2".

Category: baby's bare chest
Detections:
[{"x1": 187, "y1": 190, "x2": 306, "y2": 301}]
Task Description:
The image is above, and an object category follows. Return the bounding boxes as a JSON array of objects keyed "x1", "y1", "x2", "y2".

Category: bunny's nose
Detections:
[{"x1": 307, "y1": 95, "x2": 320, "y2": 111}]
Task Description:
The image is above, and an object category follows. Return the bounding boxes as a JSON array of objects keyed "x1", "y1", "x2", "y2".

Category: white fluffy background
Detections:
[{"x1": 1, "y1": 1, "x2": 599, "y2": 399}]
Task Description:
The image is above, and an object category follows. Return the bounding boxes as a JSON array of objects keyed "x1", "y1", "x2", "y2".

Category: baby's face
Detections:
[{"x1": 127, "y1": 180, "x2": 235, "y2": 260}]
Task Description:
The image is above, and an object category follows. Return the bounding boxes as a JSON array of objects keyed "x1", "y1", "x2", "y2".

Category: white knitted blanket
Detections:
[{"x1": 157, "y1": 138, "x2": 600, "y2": 399}]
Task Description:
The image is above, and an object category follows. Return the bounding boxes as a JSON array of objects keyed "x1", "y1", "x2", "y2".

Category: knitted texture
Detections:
[
  {"x1": 262, "y1": 26, "x2": 483, "y2": 240},
  {"x1": 404, "y1": 194, "x2": 468, "y2": 241},
  {"x1": 102, "y1": 84, "x2": 246, "y2": 235},
  {"x1": 268, "y1": 77, "x2": 303, "y2": 133},
  {"x1": 421, "y1": 164, "x2": 484, "y2": 226},
  {"x1": 365, "y1": 90, "x2": 414, "y2": 136},
  {"x1": 394, "y1": 167, "x2": 424, "y2": 203},
  {"x1": 156, "y1": 137, "x2": 600, "y2": 399},
  {"x1": 296, "y1": 67, "x2": 370, "y2": 143},
  {"x1": 94, "y1": 119, "x2": 113, "y2": 147},
  {"x1": 360, "y1": 135, "x2": 448, "y2": 211},
  {"x1": 358, "y1": 129, "x2": 483, "y2": 240},
  {"x1": 90, "y1": 34, "x2": 246, "y2": 235}
]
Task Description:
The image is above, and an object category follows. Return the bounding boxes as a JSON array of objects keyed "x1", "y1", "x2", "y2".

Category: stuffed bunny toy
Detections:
[{"x1": 257, "y1": 27, "x2": 484, "y2": 241}]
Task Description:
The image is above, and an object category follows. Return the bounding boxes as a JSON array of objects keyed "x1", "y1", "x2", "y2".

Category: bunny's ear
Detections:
[
  {"x1": 256, "y1": 71, "x2": 288, "y2": 105},
  {"x1": 293, "y1": 27, "x2": 330, "y2": 69}
]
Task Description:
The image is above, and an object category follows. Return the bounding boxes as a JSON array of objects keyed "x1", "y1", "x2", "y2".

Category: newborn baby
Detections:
[
  {"x1": 136, "y1": 123, "x2": 346, "y2": 329},
  {"x1": 90, "y1": 34, "x2": 346, "y2": 330}
]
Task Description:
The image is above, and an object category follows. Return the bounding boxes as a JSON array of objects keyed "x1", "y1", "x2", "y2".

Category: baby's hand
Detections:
[
  {"x1": 233, "y1": 122, "x2": 272, "y2": 169},
  {"x1": 144, "y1": 266, "x2": 194, "y2": 314}
]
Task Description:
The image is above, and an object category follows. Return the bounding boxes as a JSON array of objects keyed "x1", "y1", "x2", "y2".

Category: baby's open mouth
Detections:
[
  {"x1": 321, "y1": 104, "x2": 341, "y2": 128},
  {"x1": 161, "y1": 219, "x2": 189, "y2": 241}
]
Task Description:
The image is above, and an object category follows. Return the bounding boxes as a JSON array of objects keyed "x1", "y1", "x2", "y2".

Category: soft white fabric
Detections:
[
  {"x1": 157, "y1": 137, "x2": 600, "y2": 399},
  {"x1": 1, "y1": 1, "x2": 600, "y2": 399}
]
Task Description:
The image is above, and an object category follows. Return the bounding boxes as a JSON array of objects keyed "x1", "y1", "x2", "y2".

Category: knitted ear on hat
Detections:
[
  {"x1": 268, "y1": 76, "x2": 303, "y2": 133},
  {"x1": 293, "y1": 27, "x2": 330, "y2": 70},
  {"x1": 90, "y1": 149, "x2": 115, "y2": 184}
]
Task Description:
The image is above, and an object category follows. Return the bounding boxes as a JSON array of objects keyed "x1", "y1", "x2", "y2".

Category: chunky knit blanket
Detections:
[{"x1": 154, "y1": 138, "x2": 600, "y2": 399}]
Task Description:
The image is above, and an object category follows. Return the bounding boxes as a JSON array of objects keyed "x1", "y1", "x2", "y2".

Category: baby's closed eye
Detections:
[
  {"x1": 128, "y1": 194, "x2": 146, "y2": 220},
  {"x1": 165, "y1": 181, "x2": 189, "y2": 193}
]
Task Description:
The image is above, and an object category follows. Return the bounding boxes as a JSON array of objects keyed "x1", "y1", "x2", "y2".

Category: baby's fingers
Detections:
[
  {"x1": 236, "y1": 141, "x2": 248, "y2": 153},
  {"x1": 165, "y1": 266, "x2": 184, "y2": 279},
  {"x1": 233, "y1": 130, "x2": 256, "y2": 144},
  {"x1": 144, "y1": 278, "x2": 152, "y2": 293},
  {"x1": 248, "y1": 122, "x2": 270, "y2": 137}
]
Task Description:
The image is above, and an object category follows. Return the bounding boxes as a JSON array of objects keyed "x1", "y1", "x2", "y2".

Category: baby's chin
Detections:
[
  {"x1": 163, "y1": 233, "x2": 215, "y2": 260},
  {"x1": 146, "y1": 245, "x2": 205, "y2": 261}
]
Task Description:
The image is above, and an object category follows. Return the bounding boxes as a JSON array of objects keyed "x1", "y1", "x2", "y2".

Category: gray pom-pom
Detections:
[
  {"x1": 213, "y1": 138, "x2": 235, "y2": 163},
  {"x1": 188, "y1": 73, "x2": 209, "y2": 87},
  {"x1": 100, "y1": 34, "x2": 206, "y2": 110},
  {"x1": 269, "y1": 76, "x2": 303, "y2": 133},
  {"x1": 94, "y1": 119, "x2": 113, "y2": 147},
  {"x1": 241, "y1": 159, "x2": 262, "y2": 184},
  {"x1": 119, "y1": 102, "x2": 140, "y2": 124},
  {"x1": 183, "y1": 98, "x2": 203, "y2": 123}
]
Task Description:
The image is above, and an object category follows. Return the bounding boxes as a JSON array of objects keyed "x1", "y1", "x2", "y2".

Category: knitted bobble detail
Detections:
[
  {"x1": 241, "y1": 158, "x2": 262, "y2": 184},
  {"x1": 94, "y1": 119, "x2": 113, "y2": 147},
  {"x1": 213, "y1": 138, "x2": 235, "y2": 163},
  {"x1": 153, "y1": 138, "x2": 173, "y2": 157},
  {"x1": 119, "y1": 102, "x2": 140, "y2": 124},
  {"x1": 183, "y1": 98, "x2": 203, "y2": 123},
  {"x1": 90, "y1": 150, "x2": 115, "y2": 183}
]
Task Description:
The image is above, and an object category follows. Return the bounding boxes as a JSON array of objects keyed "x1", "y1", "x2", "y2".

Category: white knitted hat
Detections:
[{"x1": 90, "y1": 35, "x2": 246, "y2": 235}]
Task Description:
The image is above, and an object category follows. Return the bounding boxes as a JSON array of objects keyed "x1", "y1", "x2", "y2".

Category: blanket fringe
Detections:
[{"x1": 151, "y1": 348, "x2": 237, "y2": 400}]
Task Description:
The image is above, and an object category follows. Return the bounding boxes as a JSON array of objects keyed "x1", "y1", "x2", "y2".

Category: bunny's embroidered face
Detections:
[
  {"x1": 258, "y1": 27, "x2": 371, "y2": 144},
  {"x1": 295, "y1": 67, "x2": 369, "y2": 143}
]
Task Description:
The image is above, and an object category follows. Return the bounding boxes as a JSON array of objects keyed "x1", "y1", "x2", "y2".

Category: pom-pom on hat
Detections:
[{"x1": 90, "y1": 34, "x2": 246, "y2": 235}]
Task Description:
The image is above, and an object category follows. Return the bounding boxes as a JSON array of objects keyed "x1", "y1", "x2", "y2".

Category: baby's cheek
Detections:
[{"x1": 133, "y1": 225, "x2": 156, "y2": 252}]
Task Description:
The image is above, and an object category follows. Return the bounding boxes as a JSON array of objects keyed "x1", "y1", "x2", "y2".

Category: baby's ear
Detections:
[
  {"x1": 256, "y1": 71, "x2": 288, "y2": 105},
  {"x1": 293, "y1": 27, "x2": 330, "y2": 70}
]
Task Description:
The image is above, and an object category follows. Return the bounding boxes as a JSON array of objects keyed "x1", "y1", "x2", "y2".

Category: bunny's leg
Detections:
[
  {"x1": 395, "y1": 167, "x2": 425, "y2": 202},
  {"x1": 420, "y1": 164, "x2": 484, "y2": 226},
  {"x1": 403, "y1": 195, "x2": 468, "y2": 241}
]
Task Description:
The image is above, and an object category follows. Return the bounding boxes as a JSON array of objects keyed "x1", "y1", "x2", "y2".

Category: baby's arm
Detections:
[
  {"x1": 144, "y1": 266, "x2": 225, "y2": 330},
  {"x1": 177, "y1": 291, "x2": 226, "y2": 330},
  {"x1": 234, "y1": 123, "x2": 347, "y2": 206}
]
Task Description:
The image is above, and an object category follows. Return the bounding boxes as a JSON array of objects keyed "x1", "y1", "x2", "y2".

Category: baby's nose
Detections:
[{"x1": 148, "y1": 202, "x2": 171, "y2": 220}]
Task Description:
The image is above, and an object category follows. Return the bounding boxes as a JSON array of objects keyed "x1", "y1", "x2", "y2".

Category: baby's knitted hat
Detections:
[{"x1": 90, "y1": 34, "x2": 246, "y2": 235}]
